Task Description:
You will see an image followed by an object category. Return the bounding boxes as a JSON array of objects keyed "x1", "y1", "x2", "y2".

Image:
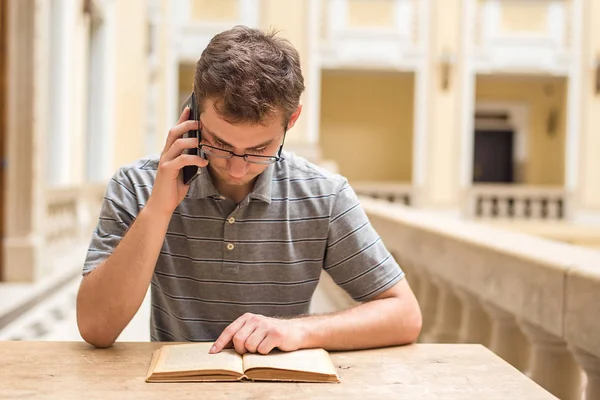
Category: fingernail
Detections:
[{"x1": 210, "y1": 345, "x2": 217, "y2": 353}]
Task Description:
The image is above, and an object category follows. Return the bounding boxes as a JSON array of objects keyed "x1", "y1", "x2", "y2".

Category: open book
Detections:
[{"x1": 146, "y1": 342, "x2": 340, "y2": 383}]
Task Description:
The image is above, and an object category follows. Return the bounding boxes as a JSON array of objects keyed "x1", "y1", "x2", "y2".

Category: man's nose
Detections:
[{"x1": 227, "y1": 155, "x2": 249, "y2": 178}]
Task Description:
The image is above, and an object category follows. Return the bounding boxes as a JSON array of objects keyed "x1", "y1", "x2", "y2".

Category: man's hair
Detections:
[{"x1": 194, "y1": 25, "x2": 305, "y2": 126}]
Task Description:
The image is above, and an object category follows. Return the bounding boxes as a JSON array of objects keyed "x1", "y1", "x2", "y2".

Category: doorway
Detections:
[{"x1": 473, "y1": 129, "x2": 514, "y2": 183}]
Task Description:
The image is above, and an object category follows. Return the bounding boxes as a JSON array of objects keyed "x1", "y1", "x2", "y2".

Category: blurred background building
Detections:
[{"x1": 1, "y1": 0, "x2": 600, "y2": 398}]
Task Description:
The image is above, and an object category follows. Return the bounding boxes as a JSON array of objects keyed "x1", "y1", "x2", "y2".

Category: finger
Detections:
[
  {"x1": 178, "y1": 105, "x2": 190, "y2": 125},
  {"x1": 232, "y1": 322, "x2": 259, "y2": 355},
  {"x1": 256, "y1": 332, "x2": 280, "y2": 355},
  {"x1": 163, "y1": 137, "x2": 199, "y2": 162},
  {"x1": 163, "y1": 154, "x2": 208, "y2": 173},
  {"x1": 162, "y1": 120, "x2": 198, "y2": 155},
  {"x1": 210, "y1": 316, "x2": 249, "y2": 354},
  {"x1": 244, "y1": 329, "x2": 268, "y2": 354}
]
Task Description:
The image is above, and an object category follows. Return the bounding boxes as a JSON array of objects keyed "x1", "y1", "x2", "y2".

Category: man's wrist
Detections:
[
  {"x1": 292, "y1": 316, "x2": 321, "y2": 349},
  {"x1": 144, "y1": 198, "x2": 175, "y2": 222}
]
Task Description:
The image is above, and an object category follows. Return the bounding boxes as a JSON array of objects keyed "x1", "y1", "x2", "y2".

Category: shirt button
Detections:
[
  {"x1": 228, "y1": 217, "x2": 235, "y2": 224},
  {"x1": 226, "y1": 243, "x2": 234, "y2": 250}
]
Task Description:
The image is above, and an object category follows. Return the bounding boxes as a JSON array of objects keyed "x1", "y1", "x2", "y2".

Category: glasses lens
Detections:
[
  {"x1": 201, "y1": 146, "x2": 231, "y2": 159},
  {"x1": 245, "y1": 155, "x2": 277, "y2": 165}
]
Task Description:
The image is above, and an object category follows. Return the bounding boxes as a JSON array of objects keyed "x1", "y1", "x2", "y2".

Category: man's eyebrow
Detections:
[{"x1": 202, "y1": 124, "x2": 275, "y2": 150}]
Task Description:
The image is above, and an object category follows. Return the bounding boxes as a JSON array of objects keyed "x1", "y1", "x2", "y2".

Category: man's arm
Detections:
[
  {"x1": 77, "y1": 107, "x2": 207, "y2": 348},
  {"x1": 76, "y1": 204, "x2": 172, "y2": 348},
  {"x1": 209, "y1": 278, "x2": 422, "y2": 354},
  {"x1": 299, "y1": 278, "x2": 421, "y2": 350}
]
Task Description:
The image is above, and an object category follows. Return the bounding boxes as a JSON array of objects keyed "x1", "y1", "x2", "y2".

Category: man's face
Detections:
[{"x1": 198, "y1": 99, "x2": 300, "y2": 187}]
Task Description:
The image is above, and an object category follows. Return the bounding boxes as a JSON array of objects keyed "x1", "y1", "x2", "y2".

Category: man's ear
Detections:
[{"x1": 286, "y1": 105, "x2": 303, "y2": 131}]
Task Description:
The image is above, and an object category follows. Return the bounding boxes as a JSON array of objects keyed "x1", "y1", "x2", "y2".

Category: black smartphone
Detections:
[{"x1": 181, "y1": 92, "x2": 204, "y2": 185}]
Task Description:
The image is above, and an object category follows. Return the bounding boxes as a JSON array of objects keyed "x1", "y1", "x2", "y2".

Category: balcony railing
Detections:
[
  {"x1": 45, "y1": 184, "x2": 107, "y2": 253},
  {"x1": 338, "y1": 198, "x2": 599, "y2": 400},
  {"x1": 351, "y1": 181, "x2": 413, "y2": 206},
  {"x1": 466, "y1": 184, "x2": 567, "y2": 220}
]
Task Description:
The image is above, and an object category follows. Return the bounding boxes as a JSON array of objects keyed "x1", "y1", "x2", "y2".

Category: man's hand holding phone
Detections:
[{"x1": 146, "y1": 106, "x2": 208, "y2": 216}]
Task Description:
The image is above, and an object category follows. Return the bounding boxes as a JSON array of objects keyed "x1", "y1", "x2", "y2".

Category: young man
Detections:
[{"x1": 76, "y1": 26, "x2": 422, "y2": 354}]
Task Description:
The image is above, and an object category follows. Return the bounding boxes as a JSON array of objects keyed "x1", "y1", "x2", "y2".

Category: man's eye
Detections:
[{"x1": 249, "y1": 148, "x2": 267, "y2": 154}]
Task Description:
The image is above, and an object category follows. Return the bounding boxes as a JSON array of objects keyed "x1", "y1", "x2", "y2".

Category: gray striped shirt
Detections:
[{"x1": 83, "y1": 151, "x2": 404, "y2": 342}]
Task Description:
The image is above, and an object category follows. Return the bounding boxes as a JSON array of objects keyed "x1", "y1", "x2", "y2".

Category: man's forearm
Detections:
[
  {"x1": 298, "y1": 295, "x2": 422, "y2": 350},
  {"x1": 76, "y1": 203, "x2": 172, "y2": 347}
]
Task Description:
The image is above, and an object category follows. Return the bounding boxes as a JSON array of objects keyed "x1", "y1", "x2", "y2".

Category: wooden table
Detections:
[{"x1": 0, "y1": 341, "x2": 555, "y2": 399}]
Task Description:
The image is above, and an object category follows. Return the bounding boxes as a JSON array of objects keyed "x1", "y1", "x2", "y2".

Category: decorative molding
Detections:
[
  {"x1": 474, "y1": 0, "x2": 570, "y2": 74},
  {"x1": 321, "y1": 0, "x2": 420, "y2": 70}
]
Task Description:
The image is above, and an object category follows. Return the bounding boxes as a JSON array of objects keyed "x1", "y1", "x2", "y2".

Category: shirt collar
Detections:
[
  {"x1": 186, "y1": 164, "x2": 275, "y2": 204},
  {"x1": 248, "y1": 163, "x2": 274, "y2": 204}
]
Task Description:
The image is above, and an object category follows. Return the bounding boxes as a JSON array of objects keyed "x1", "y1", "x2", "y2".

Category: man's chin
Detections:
[{"x1": 220, "y1": 172, "x2": 252, "y2": 186}]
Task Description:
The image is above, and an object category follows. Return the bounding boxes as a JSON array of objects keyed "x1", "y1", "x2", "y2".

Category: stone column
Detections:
[
  {"x1": 3, "y1": 0, "x2": 46, "y2": 282},
  {"x1": 572, "y1": 0, "x2": 600, "y2": 224},
  {"x1": 482, "y1": 302, "x2": 530, "y2": 372},
  {"x1": 418, "y1": 0, "x2": 465, "y2": 211},
  {"x1": 455, "y1": 289, "x2": 491, "y2": 346},
  {"x1": 520, "y1": 321, "x2": 582, "y2": 400},
  {"x1": 416, "y1": 273, "x2": 438, "y2": 341},
  {"x1": 571, "y1": 347, "x2": 600, "y2": 400},
  {"x1": 421, "y1": 278, "x2": 462, "y2": 343}
]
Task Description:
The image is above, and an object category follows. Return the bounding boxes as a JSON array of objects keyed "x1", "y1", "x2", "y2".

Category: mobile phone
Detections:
[{"x1": 181, "y1": 92, "x2": 204, "y2": 185}]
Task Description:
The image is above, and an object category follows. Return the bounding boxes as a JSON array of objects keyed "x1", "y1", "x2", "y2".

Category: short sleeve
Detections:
[
  {"x1": 82, "y1": 168, "x2": 140, "y2": 275},
  {"x1": 323, "y1": 179, "x2": 404, "y2": 302}
]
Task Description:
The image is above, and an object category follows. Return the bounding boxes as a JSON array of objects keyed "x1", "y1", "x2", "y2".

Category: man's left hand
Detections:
[{"x1": 210, "y1": 313, "x2": 307, "y2": 355}]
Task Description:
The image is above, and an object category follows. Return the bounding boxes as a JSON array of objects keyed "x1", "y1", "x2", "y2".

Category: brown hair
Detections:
[{"x1": 194, "y1": 25, "x2": 305, "y2": 127}]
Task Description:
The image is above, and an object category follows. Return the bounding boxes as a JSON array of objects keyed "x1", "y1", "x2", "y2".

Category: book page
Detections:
[
  {"x1": 242, "y1": 348, "x2": 338, "y2": 376},
  {"x1": 153, "y1": 343, "x2": 244, "y2": 375}
]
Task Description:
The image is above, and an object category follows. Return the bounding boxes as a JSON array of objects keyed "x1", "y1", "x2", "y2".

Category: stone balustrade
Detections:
[
  {"x1": 466, "y1": 184, "x2": 567, "y2": 220},
  {"x1": 45, "y1": 184, "x2": 107, "y2": 252},
  {"x1": 356, "y1": 197, "x2": 600, "y2": 400},
  {"x1": 351, "y1": 181, "x2": 413, "y2": 206}
]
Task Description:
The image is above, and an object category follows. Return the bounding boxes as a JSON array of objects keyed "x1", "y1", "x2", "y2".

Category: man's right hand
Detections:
[{"x1": 147, "y1": 106, "x2": 208, "y2": 216}]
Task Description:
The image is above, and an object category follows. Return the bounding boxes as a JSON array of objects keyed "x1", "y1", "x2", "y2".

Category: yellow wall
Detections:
[
  {"x1": 501, "y1": 1, "x2": 549, "y2": 33},
  {"x1": 347, "y1": 0, "x2": 395, "y2": 28},
  {"x1": 475, "y1": 76, "x2": 567, "y2": 185},
  {"x1": 319, "y1": 70, "x2": 414, "y2": 182},
  {"x1": 113, "y1": 0, "x2": 148, "y2": 169},
  {"x1": 179, "y1": 63, "x2": 194, "y2": 103},
  {"x1": 191, "y1": 0, "x2": 239, "y2": 22}
]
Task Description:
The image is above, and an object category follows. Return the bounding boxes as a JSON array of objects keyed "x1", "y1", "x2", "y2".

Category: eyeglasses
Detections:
[
  {"x1": 197, "y1": 114, "x2": 287, "y2": 165},
  {"x1": 199, "y1": 144, "x2": 284, "y2": 165}
]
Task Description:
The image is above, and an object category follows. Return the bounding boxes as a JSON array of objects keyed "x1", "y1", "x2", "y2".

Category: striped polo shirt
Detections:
[{"x1": 83, "y1": 151, "x2": 404, "y2": 342}]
